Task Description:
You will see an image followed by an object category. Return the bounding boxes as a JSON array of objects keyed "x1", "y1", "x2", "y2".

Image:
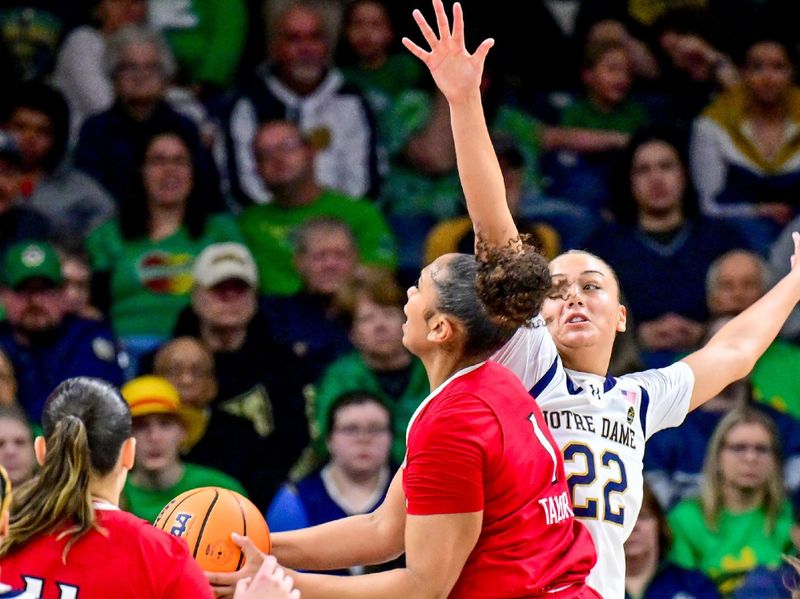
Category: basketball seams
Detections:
[
  {"x1": 193, "y1": 488, "x2": 220, "y2": 559},
  {"x1": 154, "y1": 487, "x2": 206, "y2": 530},
  {"x1": 234, "y1": 491, "x2": 248, "y2": 571}
]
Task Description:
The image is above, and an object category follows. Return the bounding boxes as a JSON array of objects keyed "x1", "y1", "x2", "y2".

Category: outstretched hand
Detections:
[
  {"x1": 402, "y1": 0, "x2": 494, "y2": 104},
  {"x1": 206, "y1": 534, "x2": 267, "y2": 599},
  {"x1": 791, "y1": 232, "x2": 800, "y2": 271},
  {"x1": 234, "y1": 556, "x2": 300, "y2": 599}
]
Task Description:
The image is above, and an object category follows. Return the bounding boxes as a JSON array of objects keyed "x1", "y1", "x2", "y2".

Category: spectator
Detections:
[
  {"x1": 0, "y1": 241, "x2": 124, "y2": 423},
  {"x1": 553, "y1": 38, "x2": 650, "y2": 211},
  {"x1": 624, "y1": 483, "x2": 721, "y2": 599},
  {"x1": 147, "y1": 0, "x2": 247, "y2": 97},
  {"x1": 59, "y1": 248, "x2": 103, "y2": 320},
  {"x1": 586, "y1": 127, "x2": 749, "y2": 367},
  {"x1": 120, "y1": 375, "x2": 246, "y2": 523},
  {"x1": 227, "y1": 0, "x2": 379, "y2": 204},
  {"x1": 52, "y1": 0, "x2": 148, "y2": 139},
  {"x1": 690, "y1": 34, "x2": 800, "y2": 249},
  {"x1": 85, "y1": 127, "x2": 241, "y2": 367},
  {"x1": 4, "y1": 82, "x2": 116, "y2": 245},
  {"x1": 238, "y1": 119, "x2": 396, "y2": 296},
  {"x1": 261, "y1": 218, "x2": 354, "y2": 384},
  {"x1": 169, "y1": 243, "x2": 309, "y2": 509},
  {"x1": 312, "y1": 270, "x2": 428, "y2": 465},
  {"x1": 0, "y1": 131, "x2": 50, "y2": 257},
  {"x1": 707, "y1": 250, "x2": 800, "y2": 419},
  {"x1": 0, "y1": 405, "x2": 36, "y2": 488},
  {"x1": 267, "y1": 391, "x2": 394, "y2": 576},
  {"x1": 74, "y1": 25, "x2": 219, "y2": 206},
  {"x1": 151, "y1": 335, "x2": 290, "y2": 510},
  {"x1": 668, "y1": 408, "x2": 795, "y2": 596},
  {"x1": 337, "y1": 0, "x2": 424, "y2": 148}
]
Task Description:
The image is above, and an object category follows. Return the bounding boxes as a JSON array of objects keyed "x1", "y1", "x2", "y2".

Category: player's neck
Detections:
[
  {"x1": 423, "y1": 353, "x2": 483, "y2": 391},
  {"x1": 88, "y1": 475, "x2": 124, "y2": 507},
  {"x1": 559, "y1": 345, "x2": 611, "y2": 377}
]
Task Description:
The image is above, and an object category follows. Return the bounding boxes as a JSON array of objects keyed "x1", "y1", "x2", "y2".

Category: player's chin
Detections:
[{"x1": 554, "y1": 329, "x2": 597, "y2": 348}]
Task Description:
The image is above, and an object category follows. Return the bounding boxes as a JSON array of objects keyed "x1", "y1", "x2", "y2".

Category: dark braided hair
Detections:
[{"x1": 432, "y1": 237, "x2": 550, "y2": 360}]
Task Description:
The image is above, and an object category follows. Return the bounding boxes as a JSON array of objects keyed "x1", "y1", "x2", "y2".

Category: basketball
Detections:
[{"x1": 153, "y1": 486, "x2": 271, "y2": 572}]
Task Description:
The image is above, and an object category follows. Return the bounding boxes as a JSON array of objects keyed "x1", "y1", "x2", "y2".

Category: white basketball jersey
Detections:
[{"x1": 492, "y1": 322, "x2": 694, "y2": 599}]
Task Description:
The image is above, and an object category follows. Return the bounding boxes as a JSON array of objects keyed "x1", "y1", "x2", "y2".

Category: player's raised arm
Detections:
[
  {"x1": 403, "y1": 0, "x2": 518, "y2": 249},
  {"x1": 682, "y1": 232, "x2": 800, "y2": 410}
]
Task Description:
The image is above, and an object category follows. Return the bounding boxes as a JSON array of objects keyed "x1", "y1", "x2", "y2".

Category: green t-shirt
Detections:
[
  {"x1": 561, "y1": 97, "x2": 649, "y2": 134},
  {"x1": 238, "y1": 189, "x2": 397, "y2": 296},
  {"x1": 311, "y1": 352, "x2": 429, "y2": 464},
  {"x1": 122, "y1": 462, "x2": 247, "y2": 524},
  {"x1": 751, "y1": 340, "x2": 800, "y2": 419},
  {"x1": 668, "y1": 498, "x2": 794, "y2": 596},
  {"x1": 86, "y1": 214, "x2": 243, "y2": 339},
  {"x1": 153, "y1": 0, "x2": 247, "y2": 87}
]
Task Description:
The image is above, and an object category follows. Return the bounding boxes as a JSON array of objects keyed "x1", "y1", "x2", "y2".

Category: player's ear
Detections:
[
  {"x1": 427, "y1": 314, "x2": 454, "y2": 344},
  {"x1": 616, "y1": 304, "x2": 627, "y2": 333},
  {"x1": 34, "y1": 436, "x2": 47, "y2": 466},
  {"x1": 120, "y1": 437, "x2": 136, "y2": 470}
]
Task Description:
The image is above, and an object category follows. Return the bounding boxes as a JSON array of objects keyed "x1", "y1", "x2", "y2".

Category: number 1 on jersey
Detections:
[{"x1": 528, "y1": 413, "x2": 559, "y2": 484}]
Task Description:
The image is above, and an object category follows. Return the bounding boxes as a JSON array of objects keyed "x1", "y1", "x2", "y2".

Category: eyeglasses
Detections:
[
  {"x1": 144, "y1": 153, "x2": 192, "y2": 168},
  {"x1": 723, "y1": 442, "x2": 772, "y2": 457},
  {"x1": 159, "y1": 365, "x2": 214, "y2": 380},
  {"x1": 254, "y1": 138, "x2": 305, "y2": 162},
  {"x1": 333, "y1": 424, "x2": 391, "y2": 438},
  {"x1": 117, "y1": 62, "x2": 162, "y2": 77}
]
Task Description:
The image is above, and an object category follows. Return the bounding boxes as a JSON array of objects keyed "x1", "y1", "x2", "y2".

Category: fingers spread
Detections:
[
  {"x1": 451, "y1": 2, "x2": 464, "y2": 47},
  {"x1": 433, "y1": 0, "x2": 451, "y2": 42},
  {"x1": 402, "y1": 37, "x2": 430, "y2": 62},
  {"x1": 413, "y1": 9, "x2": 438, "y2": 48}
]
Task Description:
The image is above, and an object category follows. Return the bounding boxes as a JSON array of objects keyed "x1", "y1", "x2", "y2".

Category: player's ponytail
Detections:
[
  {"x1": 0, "y1": 377, "x2": 131, "y2": 560},
  {"x1": 434, "y1": 237, "x2": 550, "y2": 359}
]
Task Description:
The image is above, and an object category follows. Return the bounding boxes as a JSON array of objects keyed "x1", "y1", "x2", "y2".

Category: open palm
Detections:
[{"x1": 402, "y1": 0, "x2": 494, "y2": 103}]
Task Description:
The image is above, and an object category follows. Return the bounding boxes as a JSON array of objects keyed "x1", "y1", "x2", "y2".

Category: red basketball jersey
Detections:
[
  {"x1": 1, "y1": 502, "x2": 213, "y2": 599},
  {"x1": 403, "y1": 361, "x2": 597, "y2": 598}
]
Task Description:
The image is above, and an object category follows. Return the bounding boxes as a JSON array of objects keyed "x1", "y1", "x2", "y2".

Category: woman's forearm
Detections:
[
  {"x1": 449, "y1": 92, "x2": 517, "y2": 247},
  {"x1": 271, "y1": 511, "x2": 404, "y2": 571}
]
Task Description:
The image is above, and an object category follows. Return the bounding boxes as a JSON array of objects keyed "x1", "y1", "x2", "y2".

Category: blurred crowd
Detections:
[{"x1": 0, "y1": 0, "x2": 800, "y2": 596}]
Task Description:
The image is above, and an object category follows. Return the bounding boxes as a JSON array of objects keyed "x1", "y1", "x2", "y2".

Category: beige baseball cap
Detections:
[{"x1": 193, "y1": 243, "x2": 258, "y2": 288}]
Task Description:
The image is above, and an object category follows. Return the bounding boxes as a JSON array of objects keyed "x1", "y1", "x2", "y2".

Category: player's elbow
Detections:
[{"x1": 364, "y1": 510, "x2": 405, "y2": 563}]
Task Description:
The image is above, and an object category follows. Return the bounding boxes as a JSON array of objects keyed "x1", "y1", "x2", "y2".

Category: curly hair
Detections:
[{"x1": 433, "y1": 237, "x2": 551, "y2": 359}]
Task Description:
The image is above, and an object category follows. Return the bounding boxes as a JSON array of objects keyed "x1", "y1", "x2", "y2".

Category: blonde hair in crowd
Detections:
[{"x1": 700, "y1": 408, "x2": 784, "y2": 533}]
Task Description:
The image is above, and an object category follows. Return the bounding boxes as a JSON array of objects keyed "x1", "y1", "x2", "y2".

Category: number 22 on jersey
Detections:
[{"x1": 563, "y1": 443, "x2": 628, "y2": 525}]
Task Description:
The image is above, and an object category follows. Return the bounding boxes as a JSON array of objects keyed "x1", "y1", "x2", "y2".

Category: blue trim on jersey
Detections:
[
  {"x1": 564, "y1": 373, "x2": 617, "y2": 395},
  {"x1": 638, "y1": 386, "x2": 650, "y2": 435},
  {"x1": 530, "y1": 356, "x2": 559, "y2": 399}
]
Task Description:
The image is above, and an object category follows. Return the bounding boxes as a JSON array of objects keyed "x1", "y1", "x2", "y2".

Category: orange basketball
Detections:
[{"x1": 153, "y1": 486, "x2": 271, "y2": 572}]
